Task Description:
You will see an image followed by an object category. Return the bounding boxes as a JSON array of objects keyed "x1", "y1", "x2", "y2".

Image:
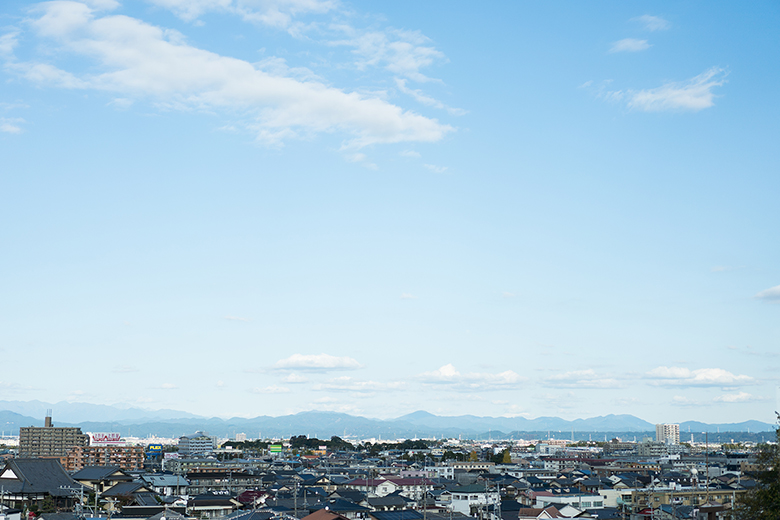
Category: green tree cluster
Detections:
[{"x1": 735, "y1": 413, "x2": 780, "y2": 519}]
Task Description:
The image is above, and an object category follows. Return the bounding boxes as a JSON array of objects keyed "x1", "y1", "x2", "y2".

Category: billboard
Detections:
[
  {"x1": 90, "y1": 432, "x2": 123, "y2": 445},
  {"x1": 269, "y1": 444, "x2": 283, "y2": 453},
  {"x1": 148, "y1": 444, "x2": 164, "y2": 452}
]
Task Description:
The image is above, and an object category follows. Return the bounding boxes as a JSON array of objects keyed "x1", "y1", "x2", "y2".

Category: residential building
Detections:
[
  {"x1": 63, "y1": 445, "x2": 145, "y2": 471},
  {"x1": 178, "y1": 432, "x2": 217, "y2": 455},
  {"x1": 655, "y1": 424, "x2": 680, "y2": 445},
  {"x1": 19, "y1": 416, "x2": 89, "y2": 458}
]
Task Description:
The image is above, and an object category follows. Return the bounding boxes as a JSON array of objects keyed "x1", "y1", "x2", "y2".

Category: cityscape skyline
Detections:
[{"x1": 1, "y1": 1, "x2": 778, "y2": 423}]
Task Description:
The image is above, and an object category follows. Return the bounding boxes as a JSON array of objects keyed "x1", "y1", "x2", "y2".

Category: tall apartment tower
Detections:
[
  {"x1": 655, "y1": 423, "x2": 680, "y2": 445},
  {"x1": 19, "y1": 411, "x2": 90, "y2": 457}
]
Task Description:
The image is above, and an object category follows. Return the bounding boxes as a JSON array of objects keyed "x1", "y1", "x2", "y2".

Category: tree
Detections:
[{"x1": 734, "y1": 413, "x2": 780, "y2": 520}]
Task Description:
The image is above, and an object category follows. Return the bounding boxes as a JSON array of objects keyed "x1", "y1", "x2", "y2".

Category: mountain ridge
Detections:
[{"x1": 0, "y1": 401, "x2": 774, "y2": 439}]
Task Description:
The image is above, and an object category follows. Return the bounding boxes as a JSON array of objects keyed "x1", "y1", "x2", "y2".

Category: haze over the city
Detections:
[{"x1": 1, "y1": 0, "x2": 778, "y2": 424}]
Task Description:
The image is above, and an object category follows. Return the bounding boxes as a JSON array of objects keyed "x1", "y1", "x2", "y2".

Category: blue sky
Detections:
[{"x1": 1, "y1": 0, "x2": 778, "y2": 424}]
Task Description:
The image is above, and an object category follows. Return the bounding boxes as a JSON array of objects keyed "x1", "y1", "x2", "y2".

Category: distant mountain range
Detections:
[{"x1": 0, "y1": 400, "x2": 774, "y2": 441}]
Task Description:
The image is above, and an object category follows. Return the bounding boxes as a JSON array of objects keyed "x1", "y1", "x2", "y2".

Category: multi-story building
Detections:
[
  {"x1": 656, "y1": 424, "x2": 680, "y2": 445},
  {"x1": 19, "y1": 415, "x2": 89, "y2": 458},
  {"x1": 178, "y1": 432, "x2": 217, "y2": 455},
  {"x1": 63, "y1": 445, "x2": 145, "y2": 471}
]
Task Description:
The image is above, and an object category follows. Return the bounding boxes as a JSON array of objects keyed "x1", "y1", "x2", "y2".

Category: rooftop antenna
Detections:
[{"x1": 45, "y1": 409, "x2": 53, "y2": 428}]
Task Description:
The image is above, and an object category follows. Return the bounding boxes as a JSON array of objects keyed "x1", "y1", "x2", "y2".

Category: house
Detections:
[
  {"x1": 0, "y1": 459, "x2": 83, "y2": 510},
  {"x1": 516, "y1": 506, "x2": 564, "y2": 519},
  {"x1": 187, "y1": 491, "x2": 242, "y2": 519},
  {"x1": 72, "y1": 466, "x2": 134, "y2": 494},
  {"x1": 447, "y1": 484, "x2": 500, "y2": 515},
  {"x1": 141, "y1": 473, "x2": 190, "y2": 496}
]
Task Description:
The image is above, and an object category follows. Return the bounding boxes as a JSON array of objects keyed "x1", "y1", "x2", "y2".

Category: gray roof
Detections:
[
  {"x1": 143, "y1": 474, "x2": 190, "y2": 487},
  {"x1": 0, "y1": 458, "x2": 83, "y2": 497},
  {"x1": 369, "y1": 511, "x2": 424, "y2": 520},
  {"x1": 102, "y1": 481, "x2": 153, "y2": 497},
  {"x1": 145, "y1": 509, "x2": 190, "y2": 520},
  {"x1": 72, "y1": 466, "x2": 130, "y2": 482}
]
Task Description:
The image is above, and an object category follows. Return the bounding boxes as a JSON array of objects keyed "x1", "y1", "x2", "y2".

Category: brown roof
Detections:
[{"x1": 301, "y1": 510, "x2": 351, "y2": 520}]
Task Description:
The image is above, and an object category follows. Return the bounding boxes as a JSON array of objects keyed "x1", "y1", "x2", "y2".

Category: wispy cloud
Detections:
[
  {"x1": 147, "y1": 0, "x2": 336, "y2": 29},
  {"x1": 632, "y1": 15, "x2": 670, "y2": 32},
  {"x1": 609, "y1": 38, "x2": 651, "y2": 53},
  {"x1": 330, "y1": 26, "x2": 445, "y2": 83},
  {"x1": 545, "y1": 369, "x2": 626, "y2": 389},
  {"x1": 345, "y1": 152, "x2": 378, "y2": 170},
  {"x1": 0, "y1": 30, "x2": 20, "y2": 57},
  {"x1": 251, "y1": 385, "x2": 290, "y2": 394},
  {"x1": 0, "y1": 119, "x2": 24, "y2": 134},
  {"x1": 313, "y1": 376, "x2": 405, "y2": 393},
  {"x1": 417, "y1": 364, "x2": 524, "y2": 391},
  {"x1": 9, "y1": 2, "x2": 452, "y2": 149},
  {"x1": 671, "y1": 395, "x2": 704, "y2": 407},
  {"x1": 399, "y1": 150, "x2": 421, "y2": 158},
  {"x1": 755, "y1": 284, "x2": 780, "y2": 302},
  {"x1": 624, "y1": 67, "x2": 727, "y2": 112},
  {"x1": 424, "y1": 164, "x2": 447, "y2": 173},
  {"x1": 400, "y1": 293, "x2": 417, "y2": 299},
  {"x1": 283, "y1": 373, "x2": 309, "y2": 383},
  {"x1": 395, "y1": 78, "x2": 466, "y2": 115},
  {"x1": 157, "y1": 383, "x2": 179, "y2": 390},
  {"x1": 275, "y1": 353, "x2": 363, "y2": 370},
  {"x1": 714, "y1": 392, "x2": 764, "y2": 403},
  {"x1": 646, "y1": 366, "x2": 753, "y2": 387}
]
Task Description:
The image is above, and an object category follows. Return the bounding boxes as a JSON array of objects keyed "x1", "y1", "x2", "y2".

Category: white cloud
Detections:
[
  {"x1": 148, "y1": 0, "x2": 335, "y2": 29},
  {"x1": 345, "y1": 152, "x2": 378, "y2": 169},
  {"x1": 395, "y1": 78, "x2": 466, "y2": 115},
  {"x1": 283, "y1": 373, "x2": 309, "y2": 383},
  {"x1": 399, "y1": 149, "x2": 420, "y2": 158},
  {"x1": 671, "y1": 395, "x2": 703, "y2": 407},
  {"x1": 714, "y1": 392, "x2": 762, "y2": 403},
  {"x1": 625, "y1": 67, "x2": 727, "y2": 112},
  {"x1": 158, "y1": 383, "x2": 178, "y2": 389},
  {"x1": 632, "y1": 15, "x2": 670, "y2": 31},
  {"x1": 108, "y1": 97, "x2": 134, "y2": 109},
  {"x1": 609, "y1": 38, "x2": 651, "y2": 53},
  {"x1": 330, "y1": 26, "x2": 445, "y2": 83},
  {"x1": 755, "y1": 284, "x2": 780, "y2": 302},
  {"x1": 546, "y1": 369, "x2": 626, "y2": 389},
  {"x1": 252, "y1": 385, "x2": 290, "y2": 393},
  {"x1": 275, "y1": 353, "x2": 362, "y2": 370},
  {"x1": 418, "y1": 364, "x2": 524, "y2": 391},
  {"x1": 423, "y1": 164, "x2": 447, "y2": 173},
  {"x1": 310, "y1": 397, "x2": 362, "y2": 414},
  {"x1": 0, "y1": 119, "x2": 24, "y2": 134},
  {"x1": 400, "y1": 292, "x2": 417, "y2": 299},
  {"x1": 12, "y1": 2, "x2": 453, "y2": 149},
  {"x1": 225, "y1": 315, "x2": 252, "y2": 322},
  {"x1": 646, "y1": 366, "x2": 753, "y2": 387},
  {"x1": 150, "y1": 0, "x2": 444, "y2": 84},
  {"x1": 313, "y1": 376, "x2": 405, "y2": 393},
  {"x1": 0, "y1": 31, "x2": 20, "y2": 57}
]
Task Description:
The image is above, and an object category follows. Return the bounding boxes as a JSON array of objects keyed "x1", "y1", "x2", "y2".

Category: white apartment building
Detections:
[{"x1": 655, "y1": 424, "x2": 680, "y2": 445}]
